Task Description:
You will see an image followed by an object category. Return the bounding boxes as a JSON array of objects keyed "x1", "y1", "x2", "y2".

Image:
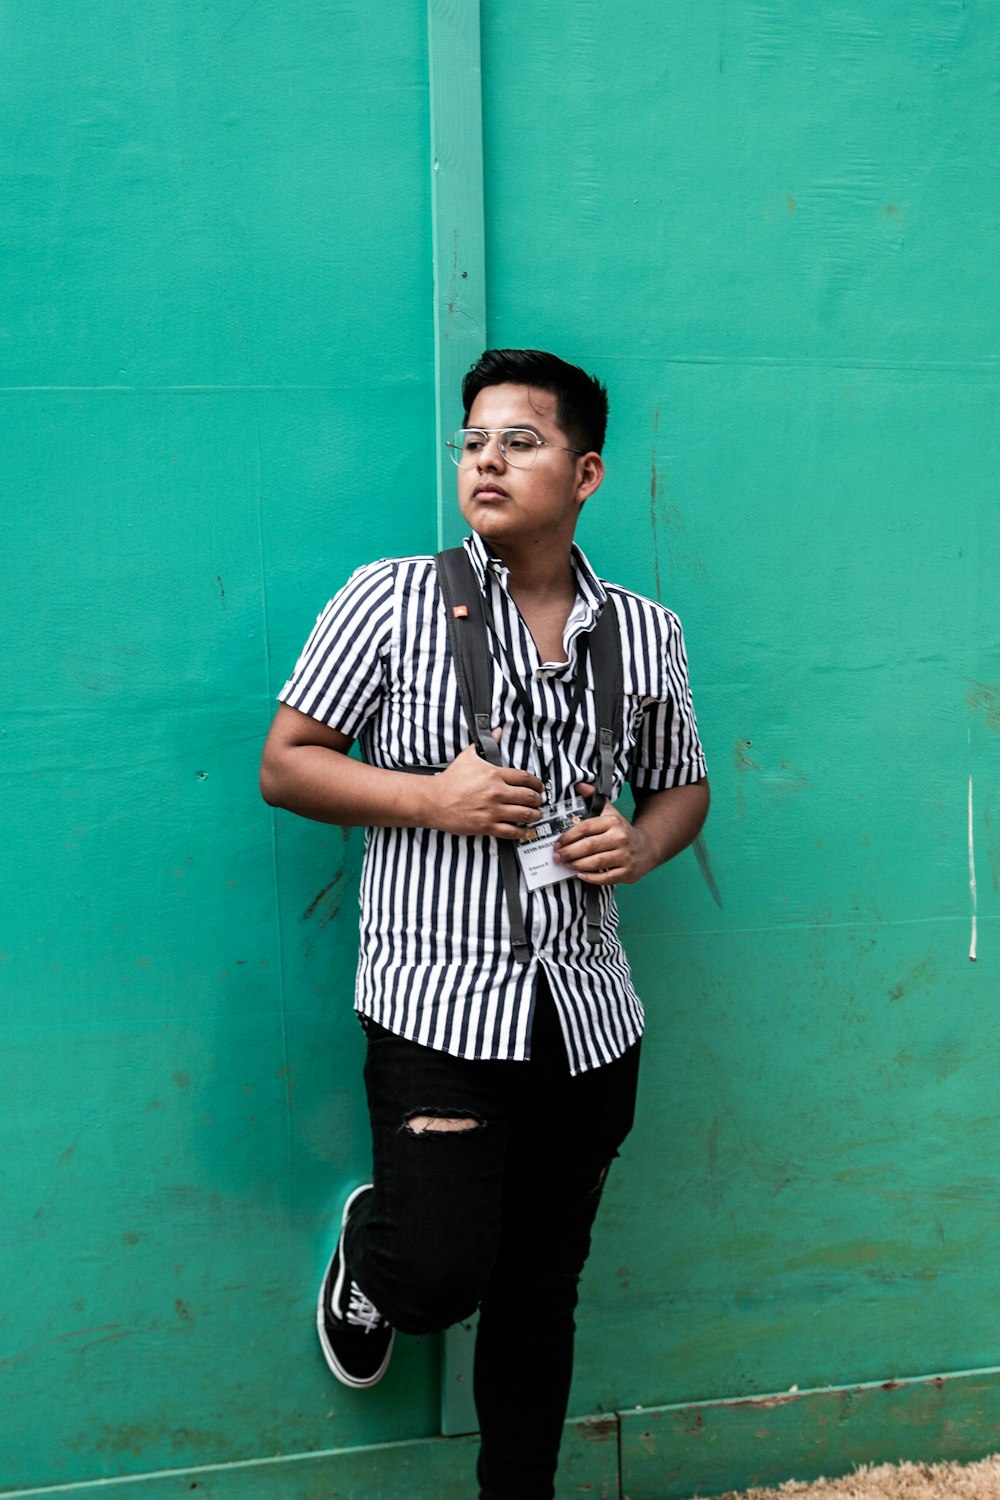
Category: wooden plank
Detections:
[{"x1": 426, "y1": 0, "x2": 487, "y2": 1430}]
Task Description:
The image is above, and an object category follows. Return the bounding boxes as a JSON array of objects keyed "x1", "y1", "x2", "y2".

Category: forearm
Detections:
[
  {"x1": 259, "y1": 705, "x2": 544, "y2": 837},
  {"x1": 630, "y1": 779, "x2": 710, "y2": 877},
  {"x1": 260, "y1": 742, "x2": 435, "y2": 829}
]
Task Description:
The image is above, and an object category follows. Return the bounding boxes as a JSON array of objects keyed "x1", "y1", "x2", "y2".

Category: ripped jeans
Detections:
[{"x1": 344, "y1": 974, "x2": 641, "y2": 1500}]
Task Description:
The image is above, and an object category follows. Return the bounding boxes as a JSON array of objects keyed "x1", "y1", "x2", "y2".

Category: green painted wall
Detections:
[{"x1": 3, "y1": 2, "x2": 998, "y2": 1495}]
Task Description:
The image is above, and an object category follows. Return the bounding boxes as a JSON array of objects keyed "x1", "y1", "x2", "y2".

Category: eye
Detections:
[
  {"x1": 463, "y1": 431, "x2": 486, "y2": 453},
  {"x1": 504, "y1": 430, "x2": 538, "y2": 452}
]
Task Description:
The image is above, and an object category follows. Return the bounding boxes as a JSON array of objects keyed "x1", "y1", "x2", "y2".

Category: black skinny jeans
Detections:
[{"x1": 344, "y1": 976, "x2": 641, "y2": 1500}]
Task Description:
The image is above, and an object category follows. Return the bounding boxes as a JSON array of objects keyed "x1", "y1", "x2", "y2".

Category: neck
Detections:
[
  {"x1": 487, "y1": 541, "x2": 578, "y2": 663},
  {"x1": 487, "y1": 539, "x2": 577, "y2": 601}
]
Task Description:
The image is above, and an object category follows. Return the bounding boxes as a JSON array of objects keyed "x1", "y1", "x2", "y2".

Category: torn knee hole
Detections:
[{"x1": 404, "y1": 1110, "x2": 485, "y2": 1136}]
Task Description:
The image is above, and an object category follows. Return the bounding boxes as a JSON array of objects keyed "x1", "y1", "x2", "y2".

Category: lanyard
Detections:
[{"x1": 480, "y1": 587, "x2": 591, "y2": 798}]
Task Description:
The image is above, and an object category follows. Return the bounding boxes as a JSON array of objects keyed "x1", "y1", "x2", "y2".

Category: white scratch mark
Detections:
[{"x1": 968, "y1": 771, "x2": 978, "y2": 961}]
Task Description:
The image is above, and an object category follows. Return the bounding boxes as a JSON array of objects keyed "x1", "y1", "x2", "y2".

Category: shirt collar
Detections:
[
  {"x1": 463, "y1": 530, "x2": 495, "y2": 592},
  {"x1": 461, "y1": 532, "x2": 608, "y2": 620}
]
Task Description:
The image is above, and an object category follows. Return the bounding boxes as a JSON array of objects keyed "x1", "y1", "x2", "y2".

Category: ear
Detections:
[{"x1": 575, "y1": 451, "x2": 605, "y2": 505}]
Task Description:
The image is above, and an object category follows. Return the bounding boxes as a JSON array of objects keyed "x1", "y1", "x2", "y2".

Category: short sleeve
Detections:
[
  {"x1": 277, "y1": 560, "x2": 395, "y2": 739},
  {"x1": 629, "y1": 613, "x2": 707, "y2": 794}
]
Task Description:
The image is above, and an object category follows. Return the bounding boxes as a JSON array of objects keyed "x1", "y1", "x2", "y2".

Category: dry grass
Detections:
[{"x1": 711, "y1": 1456, "x2": 1000, "y2": 1500}]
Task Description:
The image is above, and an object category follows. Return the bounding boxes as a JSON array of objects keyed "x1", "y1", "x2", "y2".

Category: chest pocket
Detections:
[{"x1": 381, "y1": 638, "x2": 474, "y2": 771}]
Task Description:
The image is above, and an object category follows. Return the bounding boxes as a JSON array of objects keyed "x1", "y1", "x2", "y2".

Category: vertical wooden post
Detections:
[
  {"x1": 428, "y1": 0, "x2": 486, "y2": 1435},
  {"x1": 428, "y1": 0, "x2": 488, "y2": 552}
]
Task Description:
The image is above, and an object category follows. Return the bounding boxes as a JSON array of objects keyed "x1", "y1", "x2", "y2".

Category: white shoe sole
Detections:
[{"x1": 316, "y1": 1184, "x2": 394, "y2": 1389}]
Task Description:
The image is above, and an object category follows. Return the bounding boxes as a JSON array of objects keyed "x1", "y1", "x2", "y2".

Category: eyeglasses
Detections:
[{"x1": 447, "y1": 428, "x2": 585, "y2": 469}]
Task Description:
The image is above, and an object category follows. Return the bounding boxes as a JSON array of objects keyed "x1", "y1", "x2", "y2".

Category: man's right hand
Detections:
[
  {"x1": 261, "y1": 704, "x2": 543, "y2": 838},
  {"x1": 427, "y1": 744, "x2": 544, "y2": 840}
]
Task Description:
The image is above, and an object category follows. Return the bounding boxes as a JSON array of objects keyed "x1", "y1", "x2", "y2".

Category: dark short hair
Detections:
[{"x1": 461, "y1": 349, "x2": 609, "y2": 455}]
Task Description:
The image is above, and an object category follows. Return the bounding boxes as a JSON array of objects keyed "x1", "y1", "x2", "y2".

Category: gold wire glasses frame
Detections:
[{"x1": 447, "y1": 428, "x2": 585, "y2": 469}]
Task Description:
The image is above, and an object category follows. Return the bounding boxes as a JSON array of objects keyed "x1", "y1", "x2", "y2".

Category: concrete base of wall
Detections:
[{"x1": 9, "y1": 1368, "x2": 1000, "y2": 1500}]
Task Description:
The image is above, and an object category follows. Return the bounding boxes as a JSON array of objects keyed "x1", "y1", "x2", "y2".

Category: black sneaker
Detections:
[{"x1": 316, "y1": 1184, "x2": 394, "y2": 1389}]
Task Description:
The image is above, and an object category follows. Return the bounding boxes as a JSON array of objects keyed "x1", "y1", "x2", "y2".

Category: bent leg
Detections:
[{"x1": 345, "y1": 1021, "x2": 512, "y2": 1335}]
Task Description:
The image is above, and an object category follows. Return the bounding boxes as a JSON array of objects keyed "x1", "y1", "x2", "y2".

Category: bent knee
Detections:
[
  {"x1": 404, "y1": 1109, "x2": 485, "y2": 1136},
  {"x1": 385, "y1": 1258, "x2": 485, "y2": 1334}
]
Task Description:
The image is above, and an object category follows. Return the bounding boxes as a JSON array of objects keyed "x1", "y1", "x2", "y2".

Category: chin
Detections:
[
  {"x1": 462, "y1": 503, "x2": 504, "y2": 532},
  {"x1": 471, "y1": 515, "x2": 510, "y2": 540}
]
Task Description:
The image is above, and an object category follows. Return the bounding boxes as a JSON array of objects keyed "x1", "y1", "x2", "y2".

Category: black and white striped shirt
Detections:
[{"x1": 279, "y1": 532, "x2": 706, "y2": 1074}]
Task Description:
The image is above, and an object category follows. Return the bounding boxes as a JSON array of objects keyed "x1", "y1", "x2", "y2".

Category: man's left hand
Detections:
[
  {"x1": 552, "y1": 782, "x2": 653, "y2": 886},
  {"x1": 553, "y1": 777, "x2": 711, "y2": 886}
]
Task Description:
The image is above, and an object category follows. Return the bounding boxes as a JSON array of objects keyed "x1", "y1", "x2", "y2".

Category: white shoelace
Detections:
[{"x1": 346, "y1": 1280, "x2": 383, "y2": 1333}]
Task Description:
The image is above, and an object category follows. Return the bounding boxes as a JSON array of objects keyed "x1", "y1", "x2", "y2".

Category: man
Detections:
[{"x1": 260, "y1": 348, "x2": 708, "y2": 1500}]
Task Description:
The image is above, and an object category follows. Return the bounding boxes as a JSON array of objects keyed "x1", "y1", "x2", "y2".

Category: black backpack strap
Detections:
[
  {"x1": 435, "y1": 548, "x2": 531, "y2": 964},
  {"x1": 583, "y1": 597, "x2": 623, "y2": 941},
  {"x1": 585, "y1": 599, "x2": 623, "y2": 815}
]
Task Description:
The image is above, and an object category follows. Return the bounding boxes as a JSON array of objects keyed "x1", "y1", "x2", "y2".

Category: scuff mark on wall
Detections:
[
  {"x1": 693, "y1": 835, "x2": 723, "y2": 907},
  {"x1": 966, "y1": 679, "x2": 1000, "y2": 733},
  {"x1": 886, "y1": 954, "x2": 936, "y2": 1003},
  {"x1": 575, "y1": 1412, "x2": 618, "y2": 1444},
  {"x1": 735, "y1": 738, "x2": 759, "y2": 773},
  {"x1": 302, "y1": 872, "x2": 344, "y2": 926},
  {"x1": 727, "y1": 1389, "x2": 804, "y2": 1411}
]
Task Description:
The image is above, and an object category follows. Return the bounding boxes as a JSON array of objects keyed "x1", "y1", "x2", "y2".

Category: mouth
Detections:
[{"x1": 472, "y1": 483, "x2": 511, "y2": 501}]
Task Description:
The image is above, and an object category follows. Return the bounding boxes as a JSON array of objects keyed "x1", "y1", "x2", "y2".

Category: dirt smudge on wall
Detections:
[{"x1": 966, "y1": 680, "x2": 1000, "y2": 733}]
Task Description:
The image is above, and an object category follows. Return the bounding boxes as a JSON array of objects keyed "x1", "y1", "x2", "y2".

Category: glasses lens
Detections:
[
  {"x1": 499, "y1": 430, "x2": 541, "y2": 468},
  {"x1": 448, "y1": 430, "x2": 484, "y2": 467},
  {"x1": 446, "y1": 429, "x2": 543, "y2": 467}
]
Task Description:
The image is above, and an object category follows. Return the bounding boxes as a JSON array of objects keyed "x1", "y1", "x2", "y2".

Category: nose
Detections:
[{"x1": 476, "y1": 434, "x2": 506, "y2": 471}]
